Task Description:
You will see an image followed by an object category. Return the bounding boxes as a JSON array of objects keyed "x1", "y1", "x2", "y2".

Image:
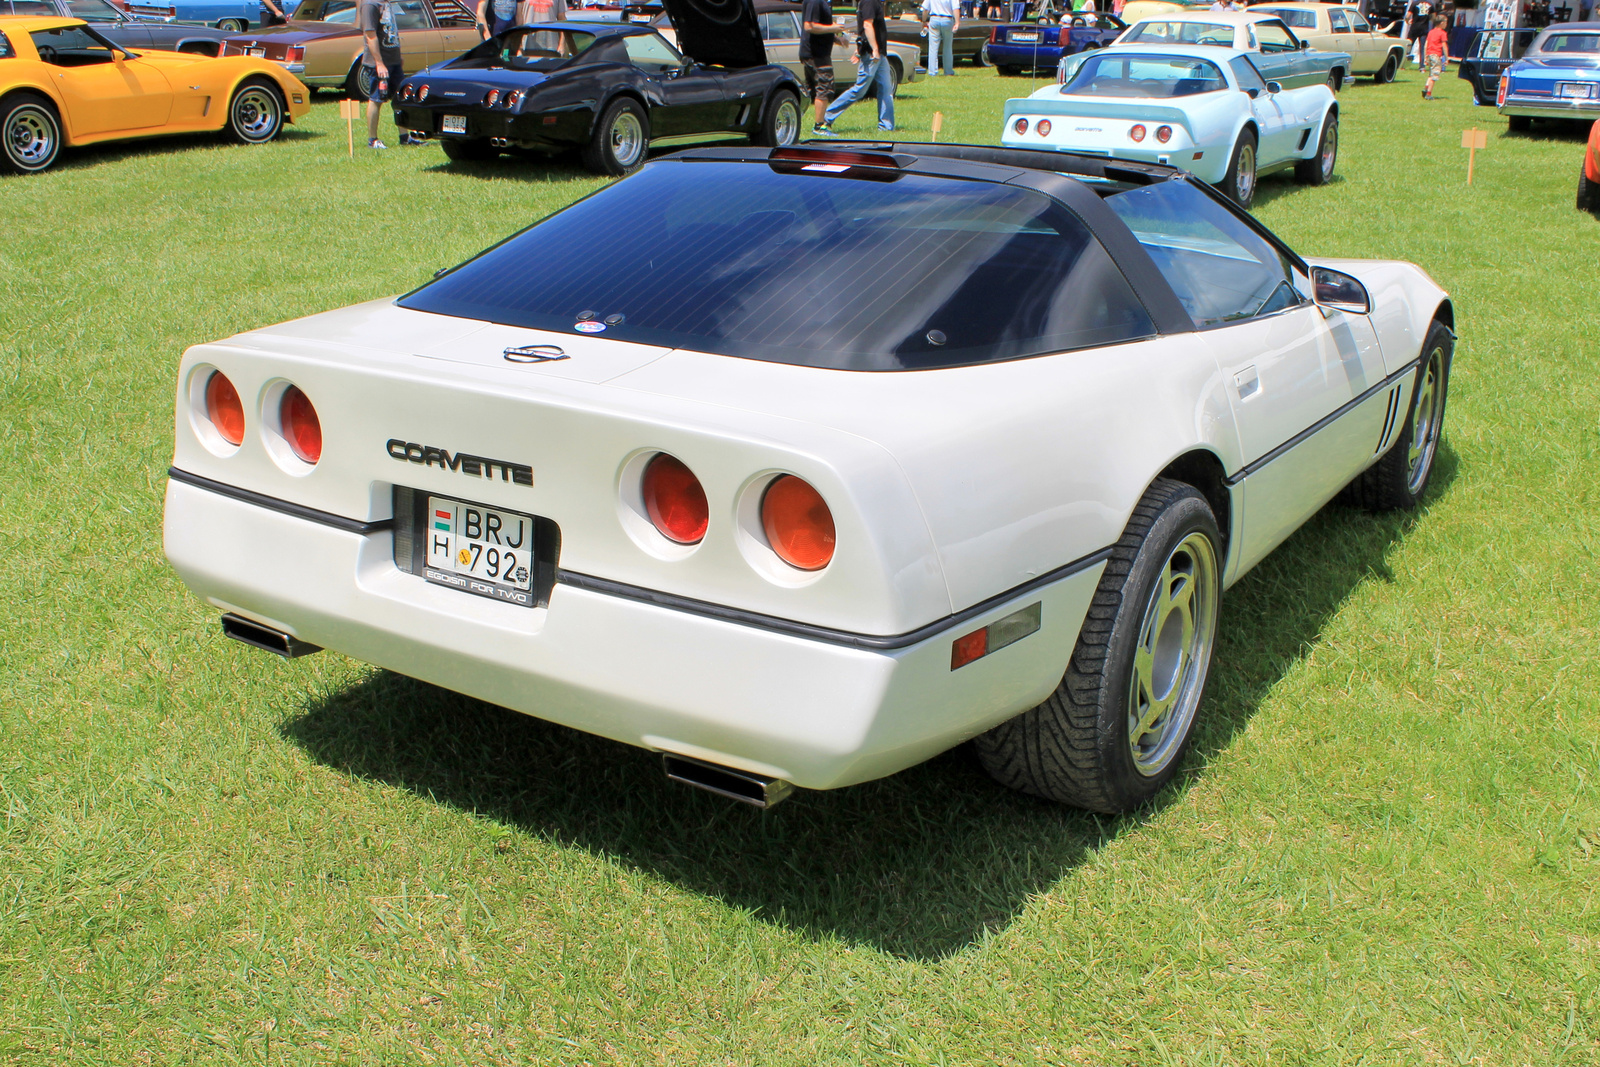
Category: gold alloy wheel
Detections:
[{"x1": 1126, "y1": 530, "x2": 1219, "y2": 777}]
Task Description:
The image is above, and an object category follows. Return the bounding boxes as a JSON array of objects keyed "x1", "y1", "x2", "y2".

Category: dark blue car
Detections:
[{"x1": 986, "y1": 11, "x2": 1123, "y2": 75}]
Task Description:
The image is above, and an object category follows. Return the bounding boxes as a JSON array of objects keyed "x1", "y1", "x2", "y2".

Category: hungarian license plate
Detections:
[
  {"x1": 423, "y1": 495, "x2": 535, "y2": 606},
  {"x1": 1559, "y1": 82, "x2": 1594, "y2": 99},
  {"x1": 247, "y1": 46, "x2": 265, "y2": 56},
  {"x1": 441, "y1": 114, "x2": 467, "y2": 134},
  {"x1": 1011, "y1": 32, "x2": 1039, "y2": 42}
]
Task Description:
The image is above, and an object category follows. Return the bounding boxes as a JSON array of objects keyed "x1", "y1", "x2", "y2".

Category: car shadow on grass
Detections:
[{"x1": 281, "y1": 445, "x2": 1458, "y2": 962}]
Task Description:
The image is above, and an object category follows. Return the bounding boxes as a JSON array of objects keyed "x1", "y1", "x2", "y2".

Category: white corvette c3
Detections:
[
  {"x1": 164, "y1": 142, "x2": 1452, "y2": 812},
  {"x1": 1002, "y1": 44, "x2": 1339, "y2": 208}
]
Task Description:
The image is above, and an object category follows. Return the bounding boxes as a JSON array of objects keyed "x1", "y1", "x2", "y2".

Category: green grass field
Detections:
[{"x1": 2, "y1": 61, "x2": 1599, "y2": 1065}]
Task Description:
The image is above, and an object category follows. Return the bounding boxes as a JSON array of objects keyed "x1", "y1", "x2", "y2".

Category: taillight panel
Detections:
[
  {"x1": 760, "y1": 475, "x2": 835, "y2": 572},
  {"x1": 641, "y1": 453, "x2": 709, "y2": 544},
  {"x1": 279, "y1": 385, "x2": 322, "y2": 465}
]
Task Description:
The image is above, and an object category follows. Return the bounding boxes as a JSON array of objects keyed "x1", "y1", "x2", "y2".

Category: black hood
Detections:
[{"x1": 660, "y1": 0, "x2": 766, "y2": 68}]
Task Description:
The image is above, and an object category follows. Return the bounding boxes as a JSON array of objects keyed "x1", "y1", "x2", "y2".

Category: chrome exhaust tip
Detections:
[
  {"x1": 220, "y1": 613, "x2": 321, "y2": 659},
  {"x1": 491, "y1": 136, "x2": 509, "y2": 146},
  {"x1": 662, "y1": 754, "x2": 795, "y2": 808}
]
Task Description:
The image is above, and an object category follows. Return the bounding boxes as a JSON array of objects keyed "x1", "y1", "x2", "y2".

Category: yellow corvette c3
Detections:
[{"x1": 0, "y1": 15, "x2": 309, "y2": 174}]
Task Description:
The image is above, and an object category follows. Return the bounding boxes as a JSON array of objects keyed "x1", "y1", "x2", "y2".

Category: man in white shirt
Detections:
[
  {"x1": 920, "y1": 0, "x2": 961, "y2": 76},
  {"x1": 1209, "y1": 0, "x2": 1238, "y2": 10}
]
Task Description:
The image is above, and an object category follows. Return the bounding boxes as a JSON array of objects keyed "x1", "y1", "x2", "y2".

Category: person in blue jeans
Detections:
[
  {"x1": 921, "y1": 0, "x2": 959, "y2": 75},
  {"x1": 817, "y1": 0, "x2": 894, "y2": 132}
]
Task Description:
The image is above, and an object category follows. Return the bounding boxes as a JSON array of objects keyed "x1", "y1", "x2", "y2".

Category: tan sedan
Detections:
[
  {"x1": 1252, "y1": 3, "x2": 1408, "y2": 82},
  {"x1": 219, "y1": 0, "x2": 481, "y2": 97}
]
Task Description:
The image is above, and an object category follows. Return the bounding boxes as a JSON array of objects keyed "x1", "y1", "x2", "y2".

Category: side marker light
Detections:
[{"x1": 951, "y1": 602, "x2": 1042, "y2": 670}]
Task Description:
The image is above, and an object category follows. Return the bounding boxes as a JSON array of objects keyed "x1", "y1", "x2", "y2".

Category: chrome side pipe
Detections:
[
  {"x1": 662, "y1": 753, "x2": 795, "y2": 808},
  {"x1": 220, "y1": 613, "x2": 321, "y2": 659}
]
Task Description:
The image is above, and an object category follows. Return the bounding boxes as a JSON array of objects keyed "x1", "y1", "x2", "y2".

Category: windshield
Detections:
[
  {"x1": 1537, "y1": 33, "x2": 1600, "y2": 55},
  {"x1": 400, "y1": 161, "x2": 1158, "y2": 370},
  {"x1": 1254, "y1": 8, "x2": 1314, "y2": 29},
  {"x1": 454, "y1": 28, "x2": 603, "y2": 68},
  {"x1": 64, "y1": 0, "x2": 124, "y2": 21},
  {"x1": 1062, "y1": 51, "x2": 1227, "y2": 97},
  {"x1": 1122, "y1": 20, "x2": 1235, "y2": 46}
]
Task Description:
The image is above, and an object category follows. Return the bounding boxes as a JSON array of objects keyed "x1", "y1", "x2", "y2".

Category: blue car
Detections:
[
  {"x1": 987, "y1": 11, "x2": 1124, "y2": 75},
  {"x1": 162, "y1": 0, "x2": 288, "y2": 31},
  {"x1": 1498, "y1": 21, "x2": 1600, "y2": 131}
]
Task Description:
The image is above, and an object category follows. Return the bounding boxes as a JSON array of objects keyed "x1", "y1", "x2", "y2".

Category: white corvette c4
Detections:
[{"x1": 164, "y1": 142, "x2": 1452, "y2": 812}]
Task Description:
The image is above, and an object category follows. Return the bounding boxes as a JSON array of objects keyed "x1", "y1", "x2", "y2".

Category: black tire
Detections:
[
  {"x1": 1508, "y1": 114, "x2": 1532, "y2": 133},
  {"x1": 1343, "y1": 321, "x2": 1451, "y2": 511},
  {"x1": 1374, "y1": 52, "x2": 1397, "y2": 83},
  {"x1": 1326, "y1": 69, "x2": 1343, "y2": 93},
  {"x1": 0, "y1": 92, "x2": 62, "y2": 175},
  {"x1": 974, "y1": 479, "x2": 1222, "y2": 812},
  {"x1": 344, "y1": 60, "x2": 376, "y2": 102},
  {"x1": 1579, "y1": 162, "x2": 1600, "y2": 213},
  {"x1": 1220, "y1": 128, "x2": 1258, "y2": 208},
  {"x1": 752, "y1": 88, "x2": 801, "y2": 147},
  {"x1": 582, "y1": 96, "x2": 649, "y2": 176},
  {"x1": 441, "y1": 137, "x2": 499, "y2": 162},
  {"x1": 1294, "y1": 111, "x2": 1337, "y2": 185},
  {"x1": 974, "y1": 42, "x2": 994, "y2": 67},
  {"x1": 223, "y1": 77, "x2": 285, "y2": 144}
]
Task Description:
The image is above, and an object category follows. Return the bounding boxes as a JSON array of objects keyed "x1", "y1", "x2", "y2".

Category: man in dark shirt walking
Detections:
[
  {"x1": 800, "y1": 0, "x2": 844, "y2": 135},
  {"x1": 817, "y1": 0, "x2": 894, "y2": 134}
]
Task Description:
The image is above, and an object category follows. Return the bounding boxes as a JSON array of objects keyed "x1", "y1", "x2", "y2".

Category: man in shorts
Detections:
[
  {"x1": 360, "y1": 0, "x2": 418, "y2": 148},
  {"x1": 800, "y1": 0, "x2": 843, "y2": 134}
]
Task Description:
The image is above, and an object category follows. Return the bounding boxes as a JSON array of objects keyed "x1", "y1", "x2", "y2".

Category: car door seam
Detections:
[{"x1": 1222, "y1": 356, "x2": 1421, "y2": 486}]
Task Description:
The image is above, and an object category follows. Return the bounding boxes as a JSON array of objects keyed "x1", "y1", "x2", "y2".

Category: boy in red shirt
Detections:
[{"x1": 1423, "y1": 14, "x2": 1448, "y2": 99}]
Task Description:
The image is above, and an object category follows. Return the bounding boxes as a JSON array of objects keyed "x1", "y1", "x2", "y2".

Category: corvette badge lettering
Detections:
[
  {"x1": 387, "y1": 439, "x2": 533, "y2": 486},
  {"x1": 503, "y1": 344, "x2": 569, "y2": 363}
]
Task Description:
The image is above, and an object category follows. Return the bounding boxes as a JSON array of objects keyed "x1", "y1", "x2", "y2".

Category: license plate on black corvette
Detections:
[
  {"x1": 423, "y1": 495, "x2": 535, "y2": 606},
  {"x1": 442, "y1": 114, "x2": 467, "y2": 134}
]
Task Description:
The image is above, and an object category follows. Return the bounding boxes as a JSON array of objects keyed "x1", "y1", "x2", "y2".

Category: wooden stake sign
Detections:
[
  {"x1": 339, "y1": 97, "x2": 358, "y2": 157},
  {"x1": 1462, "y1": 127, "x2": 1487, "y2": 184},
  {"x1": 930, "y1": 111, "x2": 943, "y2": 142}
]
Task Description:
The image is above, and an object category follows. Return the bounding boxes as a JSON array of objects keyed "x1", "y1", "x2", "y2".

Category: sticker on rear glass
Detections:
[{"x1": 574, "y1": 321, "x2": 606, "y2": 333}]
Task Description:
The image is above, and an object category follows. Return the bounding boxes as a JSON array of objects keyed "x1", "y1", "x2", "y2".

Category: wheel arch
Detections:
[
  {"x1": 1153, "y1": 449, "x2": 1233, "y2": 568},
  {"x1": 1432, "y1": 298, "x2": 1455, "y2": 333},
  {"x1": 176, "y1": 37, "x2": 223, "y2": 56},
  {"x1": 586, "y1": 87, "x2": 649, "y2": 140}
]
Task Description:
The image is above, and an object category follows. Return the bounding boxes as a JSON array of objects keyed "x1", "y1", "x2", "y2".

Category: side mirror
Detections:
[
  {"x1": 1246, "y1": 86, "x2": 1260, "y2": 98},
  {"x1": 1312, "y1": 266, "x2": 1370, "y2": 315},
  {"x1": 1265, "y1": 79, "x2": 1282, "y2": 93}
]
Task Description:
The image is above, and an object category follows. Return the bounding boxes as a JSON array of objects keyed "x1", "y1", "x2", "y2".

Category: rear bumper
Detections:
[
  {"x1": 988, "y1": 43, "x2": 1064, "y2": 67},
  {"x1": 1499, "y1": 97, "x2": 1600, "y2": 120},
  {"x1": 164, "y1": 476, "x2": 1101, "y2": 791},
  {"x1": 392, "y1": 104, "x2": 591, "y2": 148}
]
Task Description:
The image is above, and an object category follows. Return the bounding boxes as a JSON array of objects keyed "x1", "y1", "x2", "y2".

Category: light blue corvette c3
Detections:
[{"x1": 1001, "y1": 44, "x2": 1340, "y2": 209}]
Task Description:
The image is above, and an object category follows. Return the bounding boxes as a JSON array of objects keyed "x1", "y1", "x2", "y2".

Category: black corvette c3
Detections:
[{"x1": 392, "y1": 0, "x2": 804, "y2": 174}]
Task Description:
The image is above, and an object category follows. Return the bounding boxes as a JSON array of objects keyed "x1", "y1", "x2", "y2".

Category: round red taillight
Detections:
[
  {"x1": 1129, "y1": 124, "x2": 1146, "y2": 143},
  {"x1": 485, "y1": 89, "x2": 500, "y2": 106},
  {"x1": 642, "y1": 453, "x2": 708, "y2": 544},
  {"x1": 280, "y1": 385, "x2": 322, "y2": 464},
  {"x1": 418, "y1": 83, "x2": 430, "y2": 102},
  {"x1": 205, "y1": 371, "x2": 245, "y2": 446},
  {"x1": 401, "y1": 82, "x2": 414, "y2": 101},
  {"x1": 761, "y1": 475, "x2": 835, "y2": 571},
  {"x1": 505, "y1": 90, "x2": 521, "y2": 108},
  {"x1": 1155, "y1": 124, "x2": 1172, "y2": 144},
  {"x1": 1013, "y1": 117, "x2": 1029, "y2": 135},
  {"x1": 1037, "y1": 119, "x2": 1052, "y2": 136}
]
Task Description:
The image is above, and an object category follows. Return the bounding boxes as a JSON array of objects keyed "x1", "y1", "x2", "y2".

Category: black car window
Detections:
[
  {"x1": 1513, "y1": 29, "x2": 1535, "y2": 58},
  {"x1": 0, "y1": 31, "x2": 12, "y2": 58},
  {"x1": 402, "y1": 161, "x2": 1158, "y2": 371},
  {"x1": 1228, "y1": 54, "x2": 1265, "y2": 91},
  {"x1": 1259, "y1": 8, "x2": 1316, "y2": 29},
  {"x1": 1349, "y1": 11, "x2": 1372, "y2": 32},
  {"x1": 459, "y1": 27, "x2": 600, "y2": 67},
  {"x1": 623, "y1": 32, "x2": 685, "y2": 72},
  {"x1": 1062, "y1": 52, "x2": 1227, "y2": 97},
  {"x1": 65, "y1": 0, "x2": 123, "y2": 20},
  {"x1": 9, "y1": 1, "x2": 55, "y2": 13},
  {"x1": 1539, "y1": 32, "x2": 1600, "y2": 55},
  {"x1": 1106, "y1": 180, "x2": 1305, "y2": 327},
  {"x1": 29, "y1": 25, "x2": 117, "y2": 65},
  {"x1": 394, "y1": 0, "x2": 430, "y2": 29}
]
